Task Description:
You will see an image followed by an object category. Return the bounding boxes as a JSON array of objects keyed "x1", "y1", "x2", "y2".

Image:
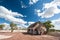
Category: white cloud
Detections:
[
  {"x1": 29, "y1": 0, "x2": 39, "y2": 5},
  {"x1": 35, "y1": 9, "x2": 41, "y2": 13},
  {"x1": 36, "y1": 0, "x2": 60, "y2": 18},
  {"x1": 0, "y1": 6, "x2": 25, "y2": 17},
  {"x1": 18, "y1": 21, "x2": 35, "y2": 28},
  {"x1": 0, "y1": 6, "x2": 27, "y2": 24},
  {"x1": 21, "y1": 1, "x2": 27, "y2": 8},
  {"x1": 28, "y1": 22, "x2": 35, "y2": 25},
  {"x1": 0, "y1": 23, "x2": 10, "y2": 30},
  {"x1": 52, "y1": 18, "x2": 60, "y2": 30}
]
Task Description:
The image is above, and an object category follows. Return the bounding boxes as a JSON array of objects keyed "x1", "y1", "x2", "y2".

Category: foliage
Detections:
[
  {"x1": 55, "y1": 30, "x2": 60, "y2": 32},
  {"x1": 43, "y1": 20, "x2": 54, "y2": 33},
  {"x1": 0, "y1": 24, "x2": 5, "y2": 30},
  {"x1": 10, "y1": 22, "x2": 17, "y2": 32},
  {"x1": 49, "y1": 29, "x2": 55, "y2": 32}
]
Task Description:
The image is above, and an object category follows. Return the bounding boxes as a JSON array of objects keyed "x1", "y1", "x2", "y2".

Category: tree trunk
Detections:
[
  {"x1": 46, "y1": 28, "x2": 49, "y2": 33},
  {"x1": 11, "y1": 29, "x2": 13, "y2": 32},
  {"x1": 0, "y1": 28, "x2": 2, "y2": 30}
]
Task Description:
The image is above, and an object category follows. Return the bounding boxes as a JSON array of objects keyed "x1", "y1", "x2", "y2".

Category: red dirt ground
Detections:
[{"x1": 0, "y1": 32, "x2": 60, "y2": 40}]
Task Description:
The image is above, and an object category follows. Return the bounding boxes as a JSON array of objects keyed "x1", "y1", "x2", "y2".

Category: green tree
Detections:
[
  {"x1": 43, "y1": 20, "x2": 54, "y2": 33},
  {"x1": 10, "y1": 22, "x2": 17, "y2": 32},
  {"x1": 0, "y1": 24, "x2": 5, "y2": 30}
]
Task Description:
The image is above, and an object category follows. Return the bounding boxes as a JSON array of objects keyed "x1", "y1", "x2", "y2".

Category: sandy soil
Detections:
[
  {"x1": 0, "y1": 32, "x2": 60, "y2": 40},
  {"x1": 0, "y1": 35, "x2": 12, "y2": 39}
]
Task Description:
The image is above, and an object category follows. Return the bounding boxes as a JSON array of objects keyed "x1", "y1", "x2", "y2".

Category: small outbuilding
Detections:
[{"x1": 27, "y1": 21, "x2": 47, "y2": 35}]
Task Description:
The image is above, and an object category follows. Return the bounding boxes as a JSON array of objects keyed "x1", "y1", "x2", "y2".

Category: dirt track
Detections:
[{"x1": 0, "y1": 32, "x2": 60, "y2": 40}]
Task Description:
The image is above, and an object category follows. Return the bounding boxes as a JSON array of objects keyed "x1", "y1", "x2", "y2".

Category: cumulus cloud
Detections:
[
  {"x1": 21, "y1": 1, "x2": 27, "y2": 8},
  {"x1": 0, "y1": 23, "x2": 10, "y2": 30},
  {"x1": 52, "y1": 18, "x2": 60, "y2": 30},
  {"x1": 29, "y1": 0, "x2": 39, "y2": 5},
  {"x1": 35, "y1": 9, "x2": 41, "y2": 13},
  {"x1": 3, "y1": 23, "x2": 10, "y2": 30},
  {"x1": 0, "y1": 6, "x2": 27, "y2": 24},
  {"x1": 28, "y1": 22, "x2": 35, "y2": 25},
  {"x1": 0, "y1": 6, "x2": 24, "y2": 17},
  {"x1": 36, "y1": 0, "x2": 60, "y2": 18},
  {"x1": 19, "y1": 21, "x2": 35, "y2": 28}
]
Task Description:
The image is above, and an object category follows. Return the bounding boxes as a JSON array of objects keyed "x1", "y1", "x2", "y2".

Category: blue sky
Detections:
[{"x1": 0, "y1": 0, "x2": 60, "y2": 30}]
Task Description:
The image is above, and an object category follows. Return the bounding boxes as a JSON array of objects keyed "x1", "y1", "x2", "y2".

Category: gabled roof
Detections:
[{"x1": 28, "y1": 21, "x2": 44, "y2": 29}]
